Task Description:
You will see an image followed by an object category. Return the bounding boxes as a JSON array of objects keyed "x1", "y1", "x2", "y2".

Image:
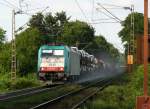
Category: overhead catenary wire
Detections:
[
  {"x1": 92, "y1": 2, "x2": 125, "y2": 24},
  {"x1": 100, "y1": 3, "x2": 128, "y2": 8},
  {"x1": 19, "y1": 0, "x2": 29, "y2": 10},
  {"x1": 74, "y1": 0, "x2": 90, "y2": 23},
  {"x1": 15, "y1": 6, "x2": 49, "y2": 33},
  {"x1": 19, "y1": 6, "x2": 49, "y2": 16},
  {"x1": 25, "y1": 7, "x2": 49, "y2": 12},
  {"x1": 89, "y1": 21, "x2": 120, "y2": 24},
  {"x1": 97, "y1": 7, "x2": 129, "y2": 10},
  {"x1": 92, "y1": 18, "x2": 118, "y2": 21},
  {"x1": 2, "y1": 0, "x2": 20, "y2": 10},
  {"x1": 100, "y1": 3, "x2": 132, "y2": 11},
  {"x1": 96, "y1": 8, "x2": 119, "y2": 21},
  {"x1": 91, "y1": 0, "x2": 95, "y2": 21},
  {"x1": 91, "y1": 0, "x2": 113, "y2": 34},
  {"x1": 97, "y1": 3, "x2": 122, "y2": 23},
  {"x1": 93, "y1": 2, "x2": 128, "y2": 53},
  {"x1": 0, "y1": 1, "x2": 14, "y2": 9},
  {"x1": 40, "y1": 6, "x2": 49, "y2": 13}
]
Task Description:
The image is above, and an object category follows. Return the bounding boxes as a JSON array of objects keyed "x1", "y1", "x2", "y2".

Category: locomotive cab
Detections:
[{"x1": 38, "y1": 46, "x2": 66, "y2": 81}]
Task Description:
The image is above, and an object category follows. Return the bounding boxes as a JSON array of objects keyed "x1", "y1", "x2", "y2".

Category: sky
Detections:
[{"x1": 0, "y1": 0, "x2": 149, "y2": 53}]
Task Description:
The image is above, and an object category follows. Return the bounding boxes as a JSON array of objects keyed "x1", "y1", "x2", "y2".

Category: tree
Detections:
[
  {"x1": 62, "y1": 20, "x2": 95, "y2": 49},
  {"x1": 29, "y1": 11, "x2": 70, "y2": 44},
  {"x1": 87, "y1": 35, "x2": 119, "y2": 59},
  {"x1": 119, "y1": 12, "x2": 150, "y2": 55},
  {"x1": 16, "y1": 28, "x2": 41, "y2": 74},
  {"x1": 119, "y1": 12, "x2": 144, "y2": 43},
  {"x1": 0, "y1": 27, "x2": 8, "y2": 73},
  {"x1": 119, "y1": 12, "x2": 150, "y2": 44},
  {"x1": 0, "y1": 28, "x2": 6, "y2": 45},
  {"x1": 0, "y1": 43, "x2": 11, "y2": 73},
  {"x1": 28, "y1": 13, "x2": 44, "y2": 31}
]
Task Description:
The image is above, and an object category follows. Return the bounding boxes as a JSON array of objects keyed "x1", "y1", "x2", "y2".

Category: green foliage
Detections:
[
  {"x1": 84, "y1": 65, "x2": 150, "y2": 109},
  {"x1": 0, "y1": 73, "x2": 41, "y2": 93},
  {"x1": 87, "y1": 36, "x2": 120, "y2": 58},
  {"x1": 29, "y1": 11, "x2": 70, "y2": 44},
  {"x1": 10, "y1": 76, "x2": 39, "y2": 89},
  {"x1": 118, "y1": 12, "x2": 150, "y2": 54},
  {"x1": 29, "y1": 13, "x2": 44, "y2": 30},
  {"x1": 62, "y1": 20, "x2": 94, "y2": 48},
  {"x1": 0, "y1": 28, "x2": 10, "y2": 73},
  {"x1": 89, "y1": 35, "x2": 108, "y2": 50},
  {"x1": 0, "y1": 43, "x2": 11, "y2": 73},
  {"x1": 119, "y1": 12, "x2": 144, "y2": 43},
  {"x1": 0, "y1": 27, "x2": 6, "y2": 45},
  {"x1": 16, "y1": 28, "x2": 41, "y2": 73}
]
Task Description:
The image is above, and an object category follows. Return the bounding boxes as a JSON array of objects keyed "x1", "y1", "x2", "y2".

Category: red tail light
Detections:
[{"x1": 40, "y1": 67, "x2": 64, "y2": 72}]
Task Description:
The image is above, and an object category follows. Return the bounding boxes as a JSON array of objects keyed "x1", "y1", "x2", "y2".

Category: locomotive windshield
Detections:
[
  {"x1": 40, "y1": 49, "x2": 64, "y2": 69},
  {"x1": 41, "y1": 50, "x2": 64, "y2": 57},
  {"x1": 53, "y1": 50, "x2": 64, "y2": 56}
]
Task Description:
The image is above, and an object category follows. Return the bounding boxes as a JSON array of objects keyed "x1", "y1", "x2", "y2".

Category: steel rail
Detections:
[
  {"x1": 0, "y1": 86, "x2": 45, "y2": 98},
  {"x1": 70, "y1": 79, "x2": 112, "y2": 109},
  {"x1": 0, "y1": 84, "x2": 63, "y2": 101},
  {"x1": 30, "y1": 78, "x2": 108, "y2": 109}
]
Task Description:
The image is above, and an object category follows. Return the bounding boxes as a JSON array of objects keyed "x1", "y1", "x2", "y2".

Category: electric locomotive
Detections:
[
  {"x1": 37, "y1": 44, "x2": 104, "y2": 82},
  {"x1": 37, "y1": 45, "x2": 80, "y2": 82}
]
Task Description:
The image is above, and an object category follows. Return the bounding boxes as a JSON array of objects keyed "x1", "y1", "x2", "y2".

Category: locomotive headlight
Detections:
[
  {"x1": 41, "y1": 67, "x2": 44, "y2": 71},
  {"x1": 60, "y1": 68, "x2": 64, "y2": 70}
]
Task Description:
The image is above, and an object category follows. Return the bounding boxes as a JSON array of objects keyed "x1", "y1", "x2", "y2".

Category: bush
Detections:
[
  {"x1": 10, "y1": 77, "x2": 39, "y2": 89},
  {"x1": 0, "y1": 73, "x2": 41, "y2": 93}
]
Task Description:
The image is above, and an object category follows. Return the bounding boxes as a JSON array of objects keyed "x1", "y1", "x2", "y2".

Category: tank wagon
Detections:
[{"x1": 37, "y1": 45, "x2": 103, "y2": 82}]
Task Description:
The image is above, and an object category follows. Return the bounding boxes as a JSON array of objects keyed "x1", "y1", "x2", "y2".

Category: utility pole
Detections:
[
  {"x1": 11, "y1": 9, "x2": 23, "y2": 80},
  {"x1": 10, "y1": 5, "x2": 49, "y2": 80},
  {"x1": 11, "y1": 9, "x2": 16, "y2": 80},
  {"x1": 132, "y1": 5, "x2": 134, "y2": 52},
  {"x1": 143, "y1": 0, "x2": 148, "y2": 97},
  {"x1": 127, "y1": 5, "x2": 134, "y2": 72},
  {"x1": 136, "y1": 0, "x2": 150, "y2": 108},
  {"x1": 131, "y1": 5, "x2": 134, "y2": 63}
]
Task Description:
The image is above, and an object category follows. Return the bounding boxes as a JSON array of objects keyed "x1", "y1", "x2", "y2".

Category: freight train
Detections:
[{"x1": 37, "y1": 44, "x2": 104, "y2": 82}]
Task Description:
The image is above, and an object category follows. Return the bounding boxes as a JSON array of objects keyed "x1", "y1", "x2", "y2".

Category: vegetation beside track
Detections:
[
  {"x1": 0, "y1": 73, "x2": 41, "y2": 93},
  {"x1": 82, "y1": 65, "x2": 150, "y2": 109}
]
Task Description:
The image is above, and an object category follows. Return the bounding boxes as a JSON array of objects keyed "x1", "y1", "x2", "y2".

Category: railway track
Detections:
[
  {"x1": 0, "y1": 84, "x2": 63, "y2": 101},
  {"x1": 30, "y1": 78, "x2": 112, "y2": 109},
  {"x1": 70, "y1": 80, "x2": 111, "y2": 109},
  {"x1": 0, "y1": 83, "x2": 81, "y2": 109}
]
